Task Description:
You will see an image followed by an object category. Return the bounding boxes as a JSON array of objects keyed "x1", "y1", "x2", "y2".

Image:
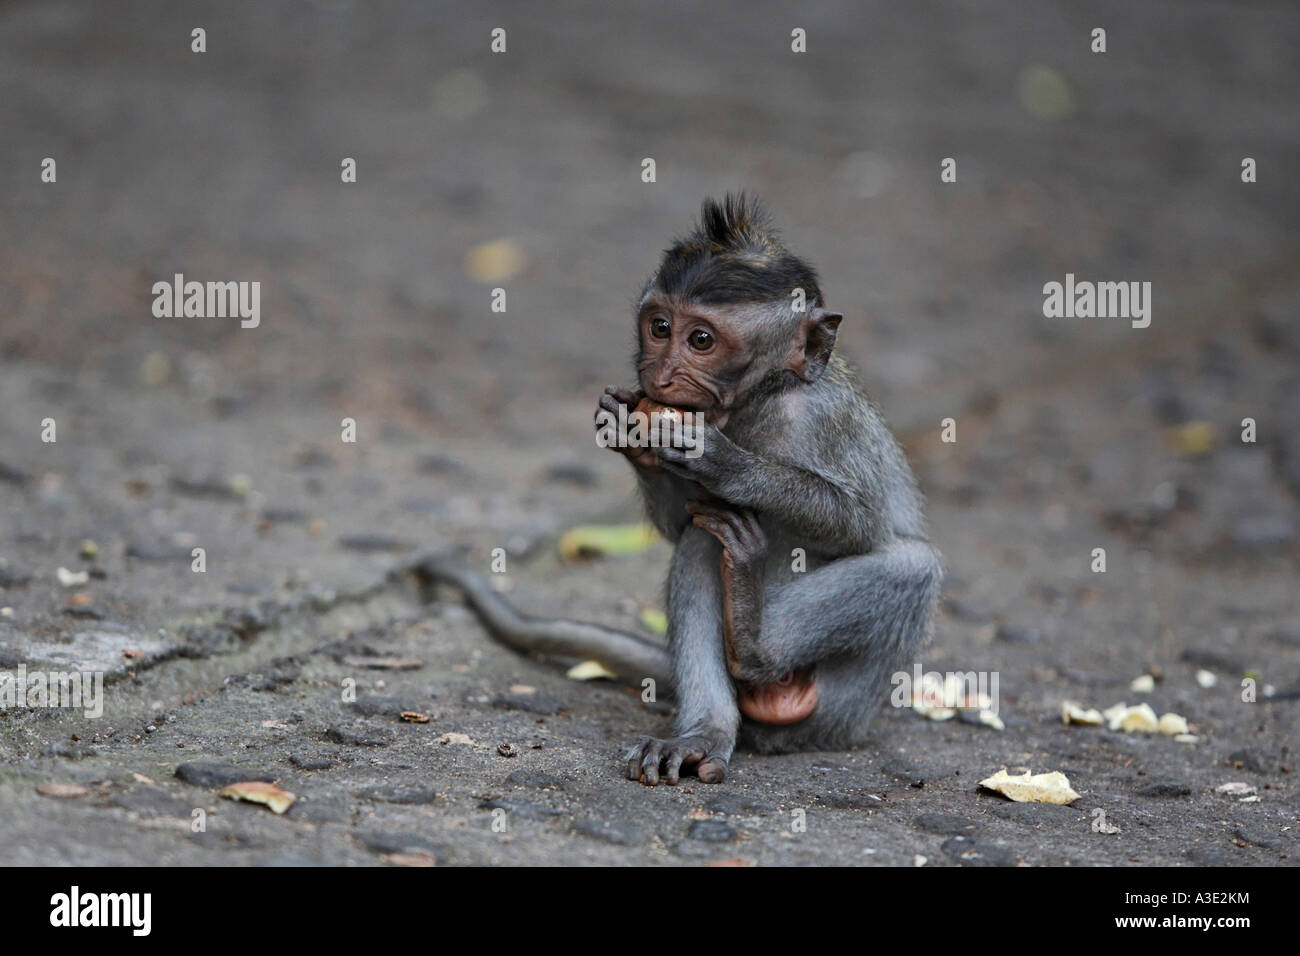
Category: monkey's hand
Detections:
[
  {"x1": 655, "y1": 420, "x2": 751, "y2": 499},
  {"x1": 595, "y1": 385, "x2": 662, "y2": 472},
  {"x1": 625, "y1": 734, "x2": 728, "y2": 786}
]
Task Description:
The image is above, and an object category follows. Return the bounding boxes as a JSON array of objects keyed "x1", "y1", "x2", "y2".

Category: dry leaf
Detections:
[
  {"x1": 400, "y1": 711, "x2": 430, "y2": 723},
  {"x1": 557, "y1": 523, "x2": 657, "y2": 561},
  {"x1": 639, "y1": 607, "x2": 668, "y2": 636},
  {"x1": 218, "y1": 780, "x2": 295, "y2": 814},
  {"x1": 384, "y1": 851, "x2": 436, "y2": 867},
  {"x1": 36, "y1": 782, "x2": 90, "y2": 799},
  {"x1": 979, "y1": 769, "x2": 1081, "y2": 805}
]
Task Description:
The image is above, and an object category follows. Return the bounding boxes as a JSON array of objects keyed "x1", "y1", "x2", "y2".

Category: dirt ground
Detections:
[{"x1": 1, "y1": 0, "x2": 1297, "y2": 866}]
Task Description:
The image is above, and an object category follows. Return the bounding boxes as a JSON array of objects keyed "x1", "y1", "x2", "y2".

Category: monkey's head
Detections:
[{"x1": 635, "y1": 193, "x2": 843, "y2": 424}]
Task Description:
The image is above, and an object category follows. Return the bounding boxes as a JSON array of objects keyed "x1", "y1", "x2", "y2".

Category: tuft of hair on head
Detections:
[{"x1": 652, "y1": 192, "x2": 823, "y2": 308}]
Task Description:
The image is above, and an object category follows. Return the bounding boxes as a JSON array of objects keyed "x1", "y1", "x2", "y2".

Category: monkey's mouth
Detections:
[{"x1": 737, "y1": 669, "x2": 819, "y2": 725}]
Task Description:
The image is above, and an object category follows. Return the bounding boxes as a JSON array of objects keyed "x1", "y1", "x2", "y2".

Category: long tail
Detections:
[{"x1": 412, "y1": 555, "x2": 673, "y2": 689}]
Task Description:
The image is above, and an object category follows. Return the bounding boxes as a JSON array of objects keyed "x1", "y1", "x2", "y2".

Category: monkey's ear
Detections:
[{"x1": 789, "y1": 308, "x2": 843, "y2": 383}]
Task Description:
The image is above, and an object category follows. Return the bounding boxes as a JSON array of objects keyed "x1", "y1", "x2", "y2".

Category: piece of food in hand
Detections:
[{"x1": 634, "y1": 396, "x2": 686, "y2": 425}]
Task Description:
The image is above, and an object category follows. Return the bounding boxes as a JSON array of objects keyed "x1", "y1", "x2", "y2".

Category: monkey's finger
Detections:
[
  {"x1": 597, "y1": 392, "x2": 625, "y2": 418},
  {"x1": 663, "y1": 750, "x2": 687, "y2": 785},
  {"x1": 640, "y1": 742, "x2": 664, "y2": 786},
  {"x1": 685, "y1": 499, "x2": 738, "y2": 520},
  {"x1": 696, "y1": 757, "x2": 727, "y2": 785},
  {"x1": 692, "y1": 515, "x2": 742, "y2": 553},
  {"x1": 625, "y1": 739, "x2": 651, "y2": 781},
  {"x1": 608, "y1": 384, "x2": 640, "y2": 402}
]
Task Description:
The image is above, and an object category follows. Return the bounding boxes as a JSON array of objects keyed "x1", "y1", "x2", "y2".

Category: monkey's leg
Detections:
[
  {"x1": 625, "y1": 525, "x2": 739, "y2": 786},
  {"x1": 750, "y1": 537, "x2": 942, "y2": 686}
]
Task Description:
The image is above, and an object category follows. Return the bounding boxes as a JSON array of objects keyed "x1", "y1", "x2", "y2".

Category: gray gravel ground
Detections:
[{"x1": 1, "y1": 0, "x2": 1297, "y2": 866}]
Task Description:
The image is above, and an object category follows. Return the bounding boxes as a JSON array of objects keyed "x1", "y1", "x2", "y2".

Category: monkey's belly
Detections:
[{"x1": 737, "y1": 670, "x2": 818, "y2": 724}]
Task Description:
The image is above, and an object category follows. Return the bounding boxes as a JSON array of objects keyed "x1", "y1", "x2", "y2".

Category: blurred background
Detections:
[{"x1": 1, "y1": 0, "x2": 1298, "y2": 867}]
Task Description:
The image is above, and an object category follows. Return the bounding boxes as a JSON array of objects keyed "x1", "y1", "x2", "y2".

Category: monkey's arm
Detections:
[
  {"x1": 635, "y1": 469, "x2": 695, "y2": 541},
  {"x1": 660, "y1": 429, "x2": 882, "y2": 556}
]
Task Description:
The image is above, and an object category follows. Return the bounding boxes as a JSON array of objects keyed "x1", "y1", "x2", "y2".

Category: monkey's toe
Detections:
[{"x1": 624, "y1": 735, "x2": 722, "y2": 786}]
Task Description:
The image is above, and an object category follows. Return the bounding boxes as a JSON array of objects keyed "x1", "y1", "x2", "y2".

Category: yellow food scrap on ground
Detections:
[
  {"x1": 1103, "y1": 702, "x2": 1160, "y2": 732},
  {"x1": 1166, "y1": 421, "x2": 1214, "y2": 455},
  {"x1": 1157, "y1": 712, "x2": 1189, "y2": 735},
  {"x1": 1129, "y1": 674, "x2": 1155, "y2": 693},
  {"x1": 218, "y1": 781, "x2": 295, "y2": 814},
  {"x1": 1061, "y1": 700, "x2": 1104, "y2": 725},
  {"x1": 566, "y1": 659, "x2": 618, "y2": 681},
  {"x1": 464, "y1": 238, "x2": 526, "y2": 283},
  {"x1": 979, "y1": 769, "x2": 1081, "y2": 805},
  {"x1": 558, "y1": 523, "x2": 658, "y2": 561}
]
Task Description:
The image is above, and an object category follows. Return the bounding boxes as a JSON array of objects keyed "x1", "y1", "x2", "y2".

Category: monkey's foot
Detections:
[
  {"x1": 625, "y1": 735, "x2": 729, "y2": 786},
  {"x1": 738, "y1": 669, "x2": 819, "y2": 724}
]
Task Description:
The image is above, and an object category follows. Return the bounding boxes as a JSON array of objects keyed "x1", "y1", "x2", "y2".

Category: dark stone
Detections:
[
  {"x1": 1136, "y1": 781, "x2": 1192, "y2": 798},
  {"x1": 943, "y1": 596, "x2": 994, "y2": 623},
  {"x1": 338, "y1": 534, "x2": 409, "y2": 553},
  {"x1": 288, "y1": 755, "x2": 335, "y2": 771},
  {"x1": 990, "y1": 802, "x2": 1082, "y2": 825},
  {"x1": 1230, "y1": 514, "x2": 1295, "y2": 553},
  {"x1": 62, "y1": 606, "x2": 105, "y2": 620},
  {"x1": 544, "y1": 462, "x2": 598, "y2": 487},
  {"x1": 505, "y1": 769, "x2": 565, "y2": 790},
  {"x1": 323, "y1": 726, "x2": 388, "y2": 747},
  {"x1": 0, "y1": 564, "x2": 33, "y2": 588},
  {"x1": 0, "y1": 462, "x2": 32, "y2": 486},
  {"x1": 415, "y1": 453, "x2": 465, "y2": 475},
  {"x1": 914, "y1": 812, "x2": 979, "y2": 836},
  {"x1": 169, "y1": 475, "x2": 242, "y2": 500},
  {"x1": 110, "y1": 790, "x2": 197, "y2": 819},
  {"x1": 1180, "y1": 648, "x2": 1238, "y2": 671},
  {"x1": 1186, "y1": 846, "x2": 1236, "y2": 866},
  {"x1": 477, "y1": 798, "x2": 563, "y2": 820},
  {"x1": 940, "y1": 836, "x2": 1019, "y2": 866},
  {"x1": 687, "y1": 820, "x2": 737, "y2": 842},
  {"x1": 358, "y1": 785, "x2": 438, "y2": 805},
  {"x1": 262, "y1": 507, "x2": 309, "y2": 524},
  {"x1": 174, "y1": 762, "x2": 275, "y2": 789},
  {"x1": 1226, "y1": 749, "x2": 1274, "y2": 774},
  {"x1": 492, "y1": 693, "x2": 568, "y2": 716},
  {"x1": 818, "y1": 790, "x2": 882, "y2": 811},
  {"x1": 126, "y1": 539, "x2": 191, "y2": 562},
  {"x1": 707, "y1": 795, "x2": 772, "y2": 816},
  {"x1": 286, "y1": 799, "x2": 350, "y2": 823},
  {"x1": 1234, "y1": 826, "x2": 1283, "y2": 850},
  {"x1": 355, "y1": 831, "x2": 443, "y2": 860},
  {"x1": 1269, "y1": 623, "x2": 1300, "y2": 647},
  {"x1": 349, "y1": 695, "x2": 423, "y2": 717},
  {"x1": 571, "y1": 817, "x2": 651, "y2": 846},
  {"x1": 995, "y1": 624, "x2": 1042, "y2": 645}
]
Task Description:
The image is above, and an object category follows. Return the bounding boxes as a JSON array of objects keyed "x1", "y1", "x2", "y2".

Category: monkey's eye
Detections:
[
  {"x1": 688, "y1": 329, "x2": 714, "y2": 351},
  {"x1": 650, "y1": 317, "x2": 671, "y2": 339}
]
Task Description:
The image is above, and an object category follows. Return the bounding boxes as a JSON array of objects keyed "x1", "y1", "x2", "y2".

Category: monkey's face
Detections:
[{"x1": 636, "y1": 295, "x2": 752, "y2": 418}]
